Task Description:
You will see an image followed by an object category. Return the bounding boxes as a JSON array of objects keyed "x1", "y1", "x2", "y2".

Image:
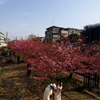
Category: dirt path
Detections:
[
  {"x1": 1, "y1": 62, "x2": 99, "y2": 100},
  {"x1": 1, "y1": 63, "x2": 46, "y2": 100}
]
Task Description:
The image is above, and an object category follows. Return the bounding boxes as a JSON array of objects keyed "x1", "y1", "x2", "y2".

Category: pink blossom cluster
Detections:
[{"x1": 8, "y1": 37, "x2": 100, "y2": 80}]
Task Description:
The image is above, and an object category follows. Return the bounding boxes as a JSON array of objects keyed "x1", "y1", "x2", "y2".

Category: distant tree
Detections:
[
  {"x1": 28, "y1": 34, "x2": 36, "y2": 39},
  {"x1": 68, "y1": 33, "x2": 80, "y2": 43}
]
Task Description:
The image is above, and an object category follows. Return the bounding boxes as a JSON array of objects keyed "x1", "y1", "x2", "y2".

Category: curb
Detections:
[{"x1": 84, "y1": 90, "x2": 100, "y2": 100}]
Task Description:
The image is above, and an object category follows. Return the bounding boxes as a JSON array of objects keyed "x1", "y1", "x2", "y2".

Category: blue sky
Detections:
[{"x1": 0, "y1": 0, "x2": 100, "y2": 40}]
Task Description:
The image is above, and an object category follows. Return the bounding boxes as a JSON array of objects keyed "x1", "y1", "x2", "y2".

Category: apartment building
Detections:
[
  {"x1": 66, "y1": 28, "x2": 82, "y2": 36},
  {"x1": 45, "y1": 26, "x2": 81, "y2": 41},
  {"x1": 45, "y1": 26, "x2": 67, "y2": 41},
  {"x1": 0, "y1": 32, "x2": 5, "y2": 45}
]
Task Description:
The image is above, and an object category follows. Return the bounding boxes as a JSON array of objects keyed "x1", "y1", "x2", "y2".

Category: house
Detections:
[
  {"x1": 45, "y1": 26, "x2": 82, "y2": 41},
  {"x1": 0, "y1": 32, "x2": 5, "y2": 45}
]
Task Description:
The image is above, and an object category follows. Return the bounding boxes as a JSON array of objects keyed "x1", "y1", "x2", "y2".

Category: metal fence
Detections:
[{"x1": 84, "y1": 73, "x2": 100, "y2": 96}]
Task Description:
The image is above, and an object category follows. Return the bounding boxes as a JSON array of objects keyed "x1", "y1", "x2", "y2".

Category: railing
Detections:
[{"x1": 84, "y1": 73, "x2": 100, "y2": 97}]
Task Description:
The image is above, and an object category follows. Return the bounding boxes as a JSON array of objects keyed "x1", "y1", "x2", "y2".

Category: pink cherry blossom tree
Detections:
[{"x1": 8, "y1": 37, "x2": 100, "y2": 80}]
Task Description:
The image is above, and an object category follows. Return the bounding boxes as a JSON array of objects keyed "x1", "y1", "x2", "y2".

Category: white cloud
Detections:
[{"x1": 0, "y1": 0, "x2": 8, "y2": 5}]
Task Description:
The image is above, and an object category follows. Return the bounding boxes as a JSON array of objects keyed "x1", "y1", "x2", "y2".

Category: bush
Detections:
[
  {"x1": 67, "y1": 33, "x2": 80, "y2": 43},
  {"x1": 0, "y1": 47, "x2": 7, "y2": 56}
]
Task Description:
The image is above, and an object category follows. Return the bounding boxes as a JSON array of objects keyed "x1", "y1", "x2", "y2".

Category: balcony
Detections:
[{"x1": 52, "y1": 30, "x2": 59, "y2": 33}]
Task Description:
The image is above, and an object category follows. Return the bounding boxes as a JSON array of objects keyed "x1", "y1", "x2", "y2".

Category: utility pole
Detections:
[
  {"x1": 6, "y1": 31, "x2": 8, "y2": 44},
  {"x1": 6, "y1": 31, "x2": 8, "y2": 56}
]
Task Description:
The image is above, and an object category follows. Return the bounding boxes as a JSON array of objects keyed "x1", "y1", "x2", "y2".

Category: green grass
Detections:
[{"x1": 0, "y1": 67, "x2": 4, "y2": 74}]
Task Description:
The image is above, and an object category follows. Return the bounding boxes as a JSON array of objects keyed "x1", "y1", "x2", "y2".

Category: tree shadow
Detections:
[{"x1": 2, "y1": 65, "x2": 47, "y2": 100}]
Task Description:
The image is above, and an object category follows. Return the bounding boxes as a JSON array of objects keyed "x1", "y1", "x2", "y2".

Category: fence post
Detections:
[{"x1": 97, "y1": 75, "x2": 100, "y2": 96}]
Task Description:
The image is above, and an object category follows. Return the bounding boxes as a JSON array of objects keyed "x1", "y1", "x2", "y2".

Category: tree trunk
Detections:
[{"x1": 69, "y1": 73, "x2": 73, "y2": 79}]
